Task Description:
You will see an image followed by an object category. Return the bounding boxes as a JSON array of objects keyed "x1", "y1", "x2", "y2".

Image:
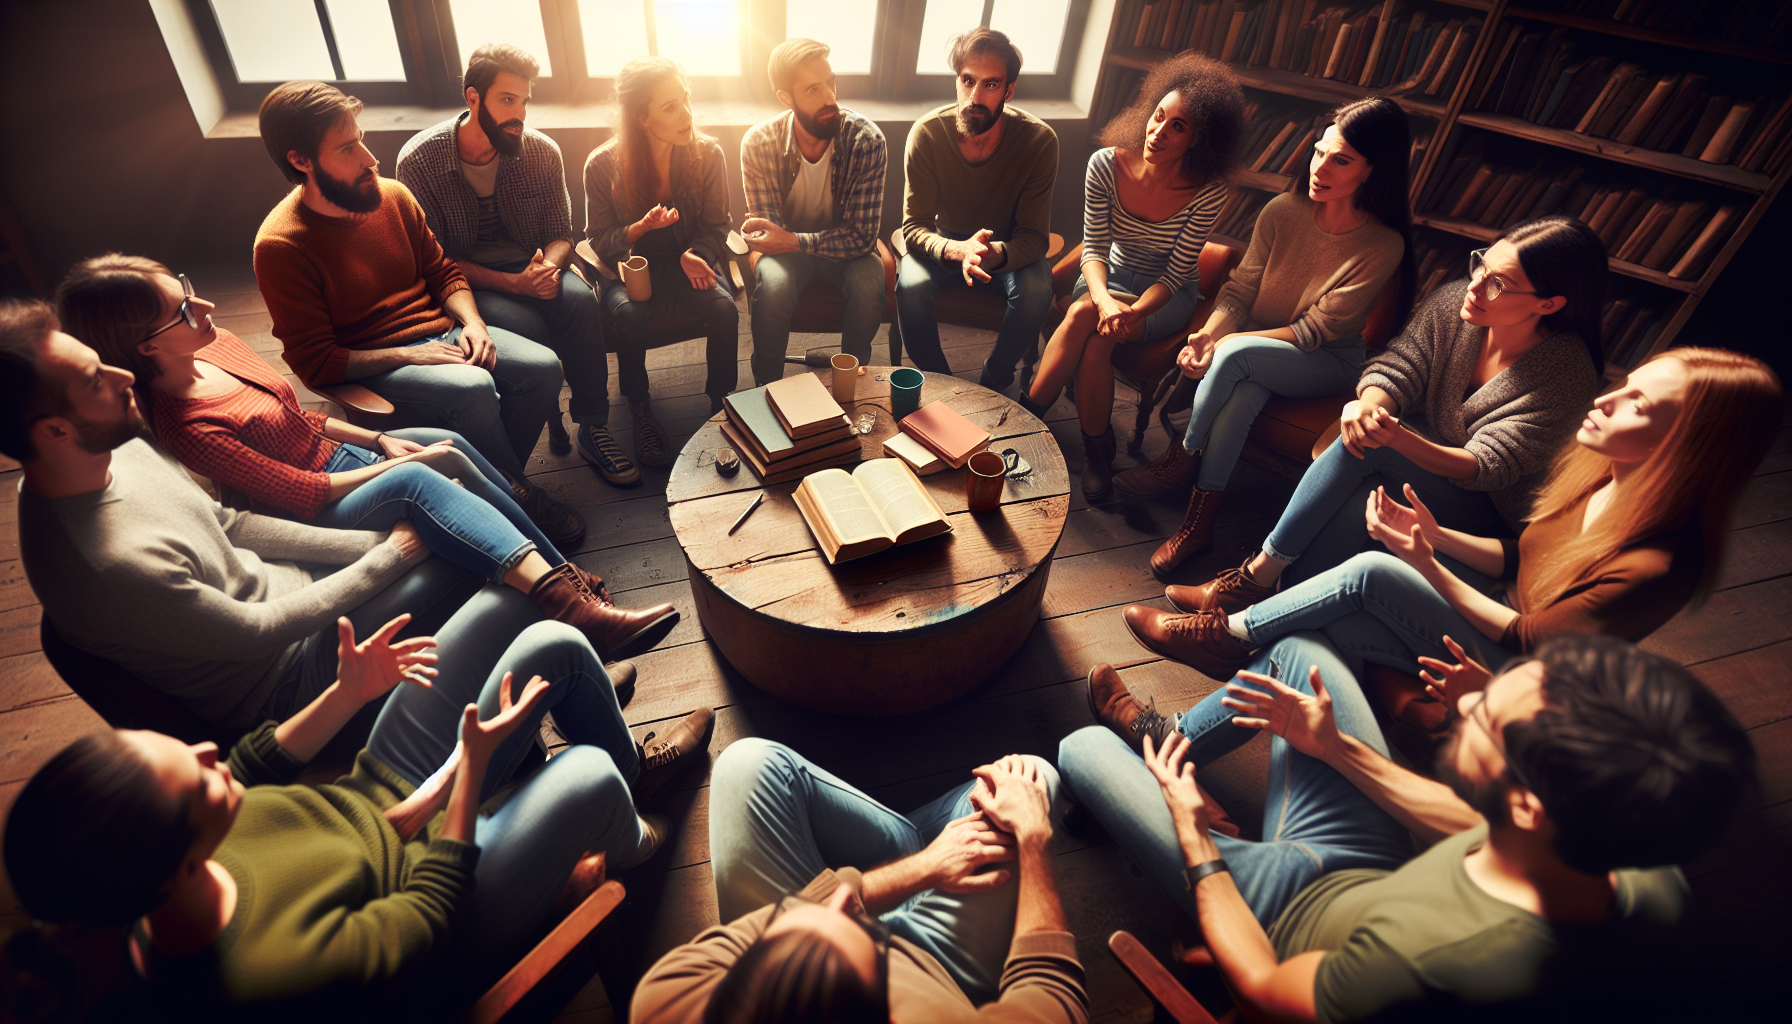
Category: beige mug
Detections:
[
  {"x1": 830, "y1": 353, "x2": 859, "y2": 403},
  {"x1": 621, "y1": 256, "x2": 652, "y2": 301}
]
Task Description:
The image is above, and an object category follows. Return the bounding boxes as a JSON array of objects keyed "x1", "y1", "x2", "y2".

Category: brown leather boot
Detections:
[
  {"x1": 1086, "y1": 663, "x2": 1175, "y2": 755},
  {"x1": 1081, "y1": 427, "x2": 1118, "y2": 503},
  {"x1": 1149, "y1": 488, "x2": 1224, "y2": 582},
  {"x1": 1114, "y1": 443, "x2": 1200, "y2": 499},
  {"x1": 530, "y1": 563, "x2": 680, "y2": 661},
  {"x1": 1122, "y1": 605, "x2": 1255, "y2": 679},
  {"x1": 632, "y1": 707, "x2": 715, "y2": 809},
  {"x1": 1165, "y1": 556, "x2": 1276, "y2": 614}
]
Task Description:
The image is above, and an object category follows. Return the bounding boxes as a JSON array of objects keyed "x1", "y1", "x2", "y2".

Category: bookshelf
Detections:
[{"x1": 1085, "y1": 0, "x2": 1792, "y2": 371}]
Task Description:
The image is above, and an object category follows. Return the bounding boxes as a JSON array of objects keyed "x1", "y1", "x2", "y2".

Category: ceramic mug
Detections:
[
  {"x1": 830, "y1": 353, "x2": 860, "y2": 403},
  {"x1": 890, "y1": 367, "x2": 925, "y2": 420},
  {"x1": 622, "y1": 256, "x2": 652, "y2": 301},
  {"x1": 965, "y1": 450, "x2": 1006, "y2": 512}
]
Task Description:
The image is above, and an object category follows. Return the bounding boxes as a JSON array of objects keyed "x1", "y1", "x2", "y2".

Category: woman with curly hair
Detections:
[
  {"x1": 1022, "y1": 52, "x2": 1246, "y2": 501},
  {"x1": 1120, "y1": 96, "x2": 1415, "y2": 580},
  {"x1": 584, "y1": 58, "x2": 739, "y2": 467}
]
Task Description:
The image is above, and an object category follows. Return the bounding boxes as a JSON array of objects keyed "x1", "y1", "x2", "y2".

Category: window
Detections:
[
  {"x1": 448, "y1": 0, "x2": 555, "y2": 76},
  {"x1": 916, "y1": 0, "x2": 1073, "y2": 75},
  {"x1": 786, "y1": 0, "x2": 874, "y2": 76}
]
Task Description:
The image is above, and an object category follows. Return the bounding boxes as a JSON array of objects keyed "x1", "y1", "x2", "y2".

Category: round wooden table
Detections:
[{"x1": 666, "y1": 371, "x2": 1069, "y2": 716}]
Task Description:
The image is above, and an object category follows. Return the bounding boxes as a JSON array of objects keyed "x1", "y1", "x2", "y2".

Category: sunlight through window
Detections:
[
  {"x1": 211, "y1": 0, "x2": 335, "y2": 82},
  {"x1": 786, "y1": 0, "x2": 874, "y2": 76},
  {"x1": 990, "y1": 0, "x2": 1070, "y2": 75},
  {"x1": 323, "y1": 0, "x2": 407, "y2": 80},
  {"x1": 915, "y1": 0, "x2": 984, "y2": 75},
  {"x1": 449, "y1": 0, "x2": 555, "y2": 77},
  {"x1": 579, "y1": 0, "x2": 651, "y2": 77},
  {"x1": 653, "y1": 0, "x2": 741, "y2": 76}
]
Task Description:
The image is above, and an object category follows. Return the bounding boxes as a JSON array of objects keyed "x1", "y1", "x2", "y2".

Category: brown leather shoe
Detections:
[
  {"x1": 530, "y1": 563, "x2": 680, "y2": 660},
  {"x1": 1086, "y1": 663, "x2": 1176, "y2": 755},
  {"x1": 1114, "y1": 443, "x2": 1199, "y2": 499},
  {"x1": 1149, "y1": 488, "x2": 1225, "y2": 582},
  {"x1": 632, "y1": 707, "x2": 715, "y2": 809},
  {"x1": 1166, "y1": 557, "x2": 1276, "y2": 614},
  {"x1": 1123, "y1": 605, "x2": 1255, "y2": 679}
]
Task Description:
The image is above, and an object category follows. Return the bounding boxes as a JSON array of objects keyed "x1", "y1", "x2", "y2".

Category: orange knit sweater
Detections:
[{"x1": 253, "y1": 178, "x2": 469, "y2": 387}]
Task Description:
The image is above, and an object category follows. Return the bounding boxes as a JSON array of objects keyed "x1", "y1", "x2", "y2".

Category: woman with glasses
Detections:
[
  {"x1": 54, "y1": 254, "x2": 681, "y2": 664},
  {"x1": 1175, "y1": 216, "x2": 1609, "y2": 614}
]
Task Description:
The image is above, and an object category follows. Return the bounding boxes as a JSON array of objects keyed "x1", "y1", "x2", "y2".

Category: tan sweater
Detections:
[
  {"x1": 630, "y1": 868, "x2": 1088, "y2": 1024},
  {"x1": 1212, "y1": 191, "x2": 1404, "y2": 350},
  {"x1": 900, "y1": 105, "x2": 1059, "y2": 271}
]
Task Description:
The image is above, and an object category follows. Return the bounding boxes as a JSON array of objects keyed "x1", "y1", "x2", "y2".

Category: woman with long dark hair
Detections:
[
  {"x1": 1022, "y1": 51, "x2": 1246, "y2": 501},
  {"x1": 1121, "y1": 95, "x2": 1415, "y2": 580},
  {"x1": 1176, "y1": 216, "x2": 1610, "y2": 613},
  {"x1": 584, "y1": 57, "x2": 738, "y2": 467}
]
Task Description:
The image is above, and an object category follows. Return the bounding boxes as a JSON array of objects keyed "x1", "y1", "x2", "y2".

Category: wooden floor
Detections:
[{"x1": 2, "y1": 268, "x2": 1787, "y2": 1022}]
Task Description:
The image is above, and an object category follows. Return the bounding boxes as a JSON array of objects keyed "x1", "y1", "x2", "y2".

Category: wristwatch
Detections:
[{"x1": 1183, "y1": 858, "x2": 1231, "y2": 893}]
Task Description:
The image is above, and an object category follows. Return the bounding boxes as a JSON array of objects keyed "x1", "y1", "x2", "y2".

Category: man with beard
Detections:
[
  {"x1": 396, "y1": 46, "x2": 634, "y2": 488},
  {"x1": 739, "y1": 38, "x2": 888, "y2": 388},
  {"x1": 252, "y1": 80, "x2": 585, "y2": 548},
  {"x1": 896, "y1": 28, "x2": 1057, "y2": 395},
  {"x1": 1057, "y1": 633, "x2": 1753, "y2": 1022},
  {"x1": 0, "y1": 301, "x2": 460, "y2": 730}
]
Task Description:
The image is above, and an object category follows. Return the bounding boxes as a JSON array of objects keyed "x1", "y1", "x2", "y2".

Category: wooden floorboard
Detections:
[{"x1": 0, "y1": 275, "x2": 1787, "y2": 1023}]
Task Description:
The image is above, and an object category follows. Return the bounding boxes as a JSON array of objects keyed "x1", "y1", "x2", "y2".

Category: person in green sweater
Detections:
[{"x1": 4, "y1": 607, "x2": 715, "y2": 1019}]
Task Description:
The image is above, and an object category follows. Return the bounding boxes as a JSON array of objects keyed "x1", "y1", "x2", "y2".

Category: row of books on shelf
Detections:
[
  {"x1": 1421, "y1": 136, "x2": 1743, "y2": 279},
  {"x1": 1238, "y1": 100, "x2": 1433, "y2": 178},
  {"x1": 1555, "y1": 0, "x2": 1792, "y2": 50},
  {"x1": 1470, "y1": 26, "x2": 1792, "y2": 172},
  {"x1": 1120, "y1": 0, "x2": 1482, "y2": 97}
]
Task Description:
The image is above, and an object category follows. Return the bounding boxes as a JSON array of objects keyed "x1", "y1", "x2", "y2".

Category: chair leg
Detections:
[{"x1": 546, "y1": 416, "x2": 572, "y2": 456}]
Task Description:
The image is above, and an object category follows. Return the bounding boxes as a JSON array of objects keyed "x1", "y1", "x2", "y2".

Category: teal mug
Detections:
[{"x1": 890, "y1": 367, "x2": 925, "y2": 420}]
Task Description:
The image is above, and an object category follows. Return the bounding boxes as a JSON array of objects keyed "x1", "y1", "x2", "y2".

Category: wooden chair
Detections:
[
  {"x1": 39, "y1": 619, "x2": 239, "y2": 748},
  {"x1": 1108, "y1": 930, "x2": 1226, "y2": 1024},
  {"x1": 459, "y1": 866, "x2": 627, "y2": 1024},
  {"x1": 311, "y1": 367, "x2": 576, "y2": 458},
  {"x1": 1044, "y1": 241, "x2": 1247, "y2": 455},
  {"x1": 885, "y1": 229, "x2": 1066, "y2": 370}
]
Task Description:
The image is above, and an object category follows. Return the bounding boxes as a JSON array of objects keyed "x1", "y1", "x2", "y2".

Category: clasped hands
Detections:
[
  {"x1": 906, "y1": 755, "x2": 1051, "y2": 894},
  {"x1": 512, "y1": 248, "x2": 561, "y2": 300},
  {"x1": 1339, "y1": 399, "x2": 1405, "y2": 458},
  {"x1": 947, "y1": 228, "x2": 1007, "y2": 286},
  {"x1": 1175, "y1": 330, "x2": 1242, "y2": 379}
]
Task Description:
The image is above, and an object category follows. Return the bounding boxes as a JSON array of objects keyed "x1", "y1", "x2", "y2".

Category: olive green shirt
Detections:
[
  {"x1": 1269, "y1": 825, "x2": 1688, "y2": 1023},
  {"x1": 900, "y1": 104, "x2": 1058, "y2": 271}
]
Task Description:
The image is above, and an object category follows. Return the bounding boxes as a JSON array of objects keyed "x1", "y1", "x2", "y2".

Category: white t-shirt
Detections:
[{"x1": 784, "y1": 142, "x2": 835, "y2": 233}]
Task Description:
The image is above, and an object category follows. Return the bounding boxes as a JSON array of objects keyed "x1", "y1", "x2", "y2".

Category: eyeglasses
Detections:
[
  {"x1": 1463, "y1": 689, "x2": 1534, "y2": 792},
  {"x1": 1467, "y1": 249, "x2": 1538, "y2": 302},
  {"x1": 145, "y1": 273, "x2": 199, "y2": 340},
  {"x1": 765, "y1": 892, "x2": 892, "y2": 1002}
]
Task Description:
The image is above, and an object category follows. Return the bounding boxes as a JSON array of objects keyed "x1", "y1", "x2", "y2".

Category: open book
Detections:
[{"x1": 792, "y1": 459, "x2": 952, "y2": 565}]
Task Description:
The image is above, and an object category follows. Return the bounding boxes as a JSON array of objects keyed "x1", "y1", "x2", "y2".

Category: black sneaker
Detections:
[
  {"x1": 630, "y1": 400, "x2": 673, "y2": 468},
  {"x1": 514, "y1": 482, "x2": 587, "y2": 549},
  {"x1": 576, "y1": 423, "x2": 641, "y2": 486},
  {"x1": 632, "y1": 707, "x2": 715, "y2": 809}
]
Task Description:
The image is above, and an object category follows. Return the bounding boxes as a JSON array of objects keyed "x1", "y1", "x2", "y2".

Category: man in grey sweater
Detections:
[{"x1": 2, "y1": 302, "x2": 460, "y2": 729}]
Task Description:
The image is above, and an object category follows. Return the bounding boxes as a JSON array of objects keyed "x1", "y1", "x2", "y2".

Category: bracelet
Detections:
[
  {"x1": 374, "y1": 432, "x2": 386, "y2": 447},
  {"x1": 1183, "y1": 858, "x2": 1230, "y2": 893}
]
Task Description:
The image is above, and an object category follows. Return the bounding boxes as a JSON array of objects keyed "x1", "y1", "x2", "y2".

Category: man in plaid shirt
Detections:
[
  {"x1": 739, "y1": 38, "x2": 888, "y2": 388},
  {"x1": 397, "y1": 44, "x2": 636, "y2": 487}
]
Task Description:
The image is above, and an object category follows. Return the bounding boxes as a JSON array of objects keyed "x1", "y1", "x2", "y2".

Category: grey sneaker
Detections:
[
  {"x1": 630, "y1": 399, "x2": 673, "y2": 468},
  {"x1": 576, "y1": 423, "x2": 641, "y2": 485}
]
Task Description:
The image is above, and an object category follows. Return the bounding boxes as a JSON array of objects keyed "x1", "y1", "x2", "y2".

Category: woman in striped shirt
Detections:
[{"x1": 1023, "y1": 52, "x2": 1246, "y2": 502}]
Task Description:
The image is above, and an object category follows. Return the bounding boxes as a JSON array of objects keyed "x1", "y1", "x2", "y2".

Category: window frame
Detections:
[{"x1": 892, "y1": 0, "x2": 1090, "y2": 102}]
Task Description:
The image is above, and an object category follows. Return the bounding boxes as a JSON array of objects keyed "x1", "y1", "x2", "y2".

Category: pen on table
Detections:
[{"x1": 728, "y1": 492, "x2": 765, "y2": 534}]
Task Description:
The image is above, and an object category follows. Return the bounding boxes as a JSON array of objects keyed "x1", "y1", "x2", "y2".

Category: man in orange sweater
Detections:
[{"x1": 253, "y1": 81, "x2": 582, "y2": 547}]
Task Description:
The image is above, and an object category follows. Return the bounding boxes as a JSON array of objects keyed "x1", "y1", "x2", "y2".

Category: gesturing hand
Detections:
[
  {"x1": 679, "y1": 249, "x2": 717, "y2": 291},
  {"x1": 1221, "y1": 665, "x2": 1341, "y2": 761},
  {"x1": 1141, "y1": 733, "x2": 1211, "y2": 837},
  {"x1": 459, "y1": 671, "x2": 552, "y2": 770},
  {"x1": 639, "y1": 204, "x2": 680, "y2": 233},
  {"x1": 516, "y1": 249, "x2": 562, "y2": 299},
  {"x1": 740, "y1": 216, "x2": 799, "y2": 255},
  {"x1": 1418, "y1": 634, "x2": 1493, "y2": 708},
  {"x1": 1365, "y1": 484, "x2": 1438, "y2": 570},
  {"x1": 335, "y1": 614, "x2": 439, "y2": 705},
  {"x1": 921, "y1": 811, "x2": 1018, "y2": 893},
  {"x1": 970, "y1": 756, "x2": 1052, "y2": 844},
  {"x1": 1339, "y1": 400, "x2": 1400, "y2": 458}
]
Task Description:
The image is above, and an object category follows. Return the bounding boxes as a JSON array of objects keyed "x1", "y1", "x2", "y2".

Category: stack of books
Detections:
[
  {"x1": 1470, "y1": 29, "x2": 1792, "y2": 173},
  {"x1": 720, "y1": 374, "x2": 861, "y2": 485},
  {"x1": 896, "y1": 402, "x2": 993, "y2": 470}
]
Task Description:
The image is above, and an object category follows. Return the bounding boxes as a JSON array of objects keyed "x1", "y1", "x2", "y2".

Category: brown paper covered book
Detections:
[
  {"x1": 898, "y1": 401, "x2": 992, "y2": 469},
  {"x1": 792, "y1": 459, "x2": 952, "y2": 564},
  {"x1": 765, "y1": 373, "x2": 851, "y2": 439}
]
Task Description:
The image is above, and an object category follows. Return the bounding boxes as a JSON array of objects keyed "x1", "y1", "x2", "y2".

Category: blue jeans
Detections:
[
  {"x1": 708, "y1": 738, "x2": 1061, "y2": 1004},
  {"x1": 355, "y1": 324, "x2": 562, "y2": 483},
  {"x1": 1182, "y1": 336, "x2": 1364, "y2": 492},
  {"x1": 1069, "y1": 266, "x2": 1202, "y2": 343},
  {"x1": 362, "y1": 602, "x2": 648, "y2": 995},
  {"x1": 1242, "y1": 551, "x2": 1514, "y2": 676},
  {"x1": 597, "y1": 259, "x2": 739, "y2": 405},
  {"x1": 750, "y1": 250, "x2": 886, "y2": 386},
  {"x1": 896, "y1": 246, "x2": 1053, "y2": 392},
  {"x1": 1058, "y1": 634, "x2": 1411, "y2": 927},
  {"x1": 1265, "y1": 438, "x2": 1509, "y2": 588},
  {"x1": 312, "y1": 427, "x2": 564, "y2": 583},
  {"x1": 471, "y1": 259, "x2": 611, "y2": 425}
]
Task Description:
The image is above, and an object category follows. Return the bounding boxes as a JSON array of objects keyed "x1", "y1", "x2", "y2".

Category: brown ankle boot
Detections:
[
  {"x1": 1150, "y1": 488, "x2": 1224, "y2": 581},
  {"x1": 1114, "y1": 443, "x2": 1200, "y2": 499},
  {"x1": 530, "y1": 563, "x2": 680, "y2": 660},
  {"x1": 1086, "y1": 664, "x2": 1175, "y2": 755},
  {"x1": 1081, "y1": 427, "x2": 1117, "y2": 503},
  {"x1": 1166, "y1": 556, "x2": 1276, "y2": 614}
]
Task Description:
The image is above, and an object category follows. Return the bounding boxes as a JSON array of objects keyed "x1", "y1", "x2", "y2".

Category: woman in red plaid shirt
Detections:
[{"x1": 55, "y1": 254, "x2": 680, "y2": 665}]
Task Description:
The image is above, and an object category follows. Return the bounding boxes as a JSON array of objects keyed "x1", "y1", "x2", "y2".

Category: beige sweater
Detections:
[
  {"x1": 1212, "y1": 191, "x2": 1404, "y2": 350},
  {"x1": 630, "y1": 868, "x2": 1089, "y2": 1024}
]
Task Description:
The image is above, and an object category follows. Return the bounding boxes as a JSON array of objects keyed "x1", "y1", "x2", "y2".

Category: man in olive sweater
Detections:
[
  {"x1": 1, "y1": 302, "x2": 464, "y2": 729},
  {"x1": 896, "y1": 28, "x2": 1057, "y2": 394}
]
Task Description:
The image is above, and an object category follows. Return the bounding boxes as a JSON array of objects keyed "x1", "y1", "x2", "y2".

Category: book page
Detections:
[
  {"x1": 854, "y1": 459, "x2": 943, "y2": 540},
  {"x1": 805, "y1": 468, "x2": 892, "y2": 545}
]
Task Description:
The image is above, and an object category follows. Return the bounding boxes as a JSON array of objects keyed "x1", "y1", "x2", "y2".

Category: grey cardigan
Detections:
[
  {"x1": 1358, "y1": 279, "x2": 1598, "y2": 528},
  {"x1": 583, "y1": 136, "x2": 731, "y2": 273}
]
